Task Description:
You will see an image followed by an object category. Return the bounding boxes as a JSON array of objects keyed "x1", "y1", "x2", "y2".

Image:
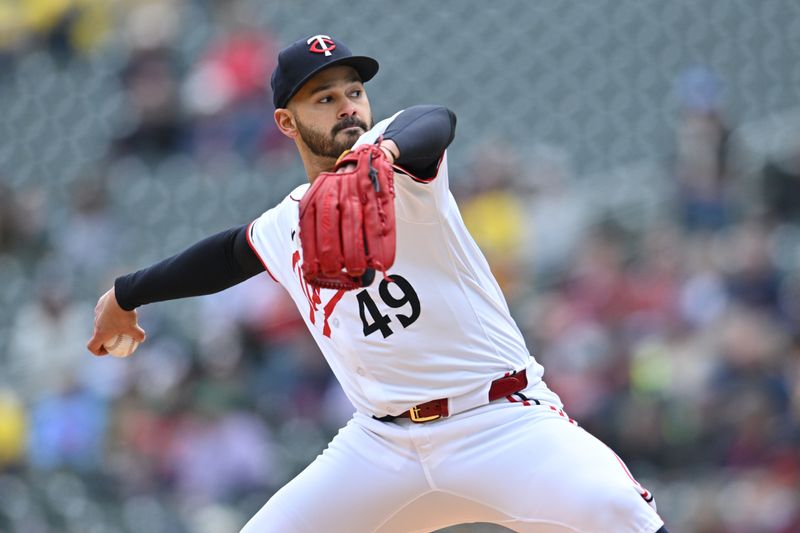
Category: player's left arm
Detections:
[{"x1": 380, "y1": 105, "x2": 457, "y2": 181}]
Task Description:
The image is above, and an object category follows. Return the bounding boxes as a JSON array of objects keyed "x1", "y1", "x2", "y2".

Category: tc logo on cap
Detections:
[{"x1": 307, "y1": 34, "x2": 336, "y2": 56}]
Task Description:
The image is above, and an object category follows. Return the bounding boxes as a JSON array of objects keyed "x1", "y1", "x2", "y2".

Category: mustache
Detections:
[{"x1": 332, "y1": 116, "x2": 368, "y2": 135}]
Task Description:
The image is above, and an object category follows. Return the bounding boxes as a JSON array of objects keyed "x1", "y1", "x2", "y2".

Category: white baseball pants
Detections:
[{"x1": 241, "y1": 391, "x2": 665, "y2": 532}]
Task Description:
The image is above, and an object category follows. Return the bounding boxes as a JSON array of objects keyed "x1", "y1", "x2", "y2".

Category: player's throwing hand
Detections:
[{"x1": 86, "y1": 287, "x2": 146, "y2": 356}]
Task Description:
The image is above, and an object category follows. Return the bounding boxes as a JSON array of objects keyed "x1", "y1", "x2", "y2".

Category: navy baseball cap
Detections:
[{"x1": 271, "y1": 34, "x2": 379, "y2": 109}]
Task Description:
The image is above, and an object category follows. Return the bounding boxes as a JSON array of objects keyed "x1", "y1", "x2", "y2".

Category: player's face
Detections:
[{"x1": 288, "y1": 66, "x2": 373, "y2": 158}]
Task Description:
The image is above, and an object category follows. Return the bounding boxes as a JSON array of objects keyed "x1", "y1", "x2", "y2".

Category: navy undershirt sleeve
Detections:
[
  {"x1": 114, "y1": 224, "x2": 264, "y2": 310},
  {"x1": 383, "y1": 105, "x2": 457, "y2": 180}
]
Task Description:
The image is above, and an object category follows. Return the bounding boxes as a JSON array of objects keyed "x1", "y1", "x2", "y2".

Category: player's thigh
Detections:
[
  {"x1": 240, "y1": 417, "x2": 429, "y2": 533},
  {"x1": 436, "y1": 403, "x2": 664, "y2": 533}
]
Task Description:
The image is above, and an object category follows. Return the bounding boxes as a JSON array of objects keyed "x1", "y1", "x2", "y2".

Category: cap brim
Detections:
[{"x1": 279, "y1": 55, "x2": 379, "y2": 109}]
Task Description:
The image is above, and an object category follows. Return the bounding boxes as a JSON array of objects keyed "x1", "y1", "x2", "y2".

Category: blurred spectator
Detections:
[
  {"x1": 51, "y1": 178, "x2": 117, "y2": 283},
  {"x1": 536, "y1": 311, "x2": 617, "y2": 421},
  {"x1": 248, "y1": 329, "x2": 338, "y2": 426},
  {"x1": 113, "y1": 46, "x2": 186, "y2": 159},
  {"x1": 0, "y1": 0, "x2": 111, "y2": 61},
  {"x1": 0, "y1": 183, "x2": 26, "y2": 255},
  {"x1": 196, "y1": 274, "x2": 309, "y2": 404},
  {"x1": 520, "y1": 143, "x2": 590, "y2": 287},
  {"x1": 779, "y1": 270, "x2": 800, "y2": 335},
  {"x1": 672, "y1": 66, "x2": 738, "y2": 233},
  {"x1": 108, "y1": 0, "x2": 183, "y2": 161},
  {"x1": 28, "y1": 383, "x2": 108, "y2": 472},
  {"x1": 167, "y1": 385, "x2": 276, "y2": 504},
  {"x1": 0, "y1": 184, "x2": 49, "y2": 264},
  {"x1": 0, "y1": 387, "x2": 26, "y2": 469},
  {"x1": 705, "y1": 306, "x2": 793, "y2": 467},
  {"x1": 762, "y1": 146, "x2": 800, "y2": 225},
  {"x1": 184, "y1": 22, "x2": 288, "y2": 162},
  {"x1": 617, "y1": 224, "x2": 683, "y2": 336},
  {"x1": 7, "y1": 274, "x2": 93, "y2": 401},
  {"x1": 460, "y1": 141, "x2": 527, "y2": 293},
  {"x1": 110, "y1": 393, "x2": 181, "y2": 495},
  {"x1": 121, "y1": 0, "x2": 179, "y2": 52},
  {"x1": 563, "y1": 219, "x2": 629, "y2": 324},
  {"x1": 679, "y1": 235, "x2": 730, "y2": 328},
  {"x1": 723, "y1": 220, "x2": 783, "y2": 316},
  {"x1": 0, "y1": 3, "x2": 24, "y2": 58}
]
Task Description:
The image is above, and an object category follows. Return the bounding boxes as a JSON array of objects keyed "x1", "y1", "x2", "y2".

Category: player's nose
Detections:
[{"x1": 337, "y1": 103, "x2": 357, "y2": 119}]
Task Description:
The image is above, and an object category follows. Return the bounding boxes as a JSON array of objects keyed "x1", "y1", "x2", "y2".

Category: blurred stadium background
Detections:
[{"x1": 1, "y1": 0, "x2": 799, "y2": 531}]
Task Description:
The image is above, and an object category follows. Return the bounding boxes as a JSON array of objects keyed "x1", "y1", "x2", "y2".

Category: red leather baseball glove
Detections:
[{"x1": 299, "y1": 141, "x2": 396, "y2": 290}]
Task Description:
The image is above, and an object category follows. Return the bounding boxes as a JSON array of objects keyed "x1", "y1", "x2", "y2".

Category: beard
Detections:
[{"x1": 296, "y1": 115, "x2": 372, "y2": 159}]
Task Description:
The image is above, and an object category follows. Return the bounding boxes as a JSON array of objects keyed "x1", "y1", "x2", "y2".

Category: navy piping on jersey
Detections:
[
  {"x1": 514, "y1": 392, "x2": 540, "y2": 405},
  {"x1": 393, "y1": 154, "x2": 445, "y2": 184}
]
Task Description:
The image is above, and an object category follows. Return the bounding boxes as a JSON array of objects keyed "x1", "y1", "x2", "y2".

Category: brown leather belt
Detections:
[{"x1": 378, "y1": 369, "x2": 528, "y2": 423}]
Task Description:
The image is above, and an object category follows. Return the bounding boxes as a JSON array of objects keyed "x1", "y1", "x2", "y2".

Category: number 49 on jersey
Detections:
[{"x1": 356, "y1": 275, "x2": 420, "y2": 338}]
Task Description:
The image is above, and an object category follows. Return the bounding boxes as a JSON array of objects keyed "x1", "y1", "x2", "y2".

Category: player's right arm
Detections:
[{"x1": 86, "y1": 224, "x2": 264, "y2": 355}]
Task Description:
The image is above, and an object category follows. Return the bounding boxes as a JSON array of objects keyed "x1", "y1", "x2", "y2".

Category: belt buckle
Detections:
[{"x1": 409, "y1": 406, "x2": 440, "y2": 423}]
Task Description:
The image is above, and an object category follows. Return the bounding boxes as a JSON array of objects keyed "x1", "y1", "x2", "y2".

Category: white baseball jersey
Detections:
[
  {"x1": 248, "y1": 111, "x2": 557, "y2": 417},
  {"x1": 242, "y1": 110, "x2": 664, "y2": 533}
]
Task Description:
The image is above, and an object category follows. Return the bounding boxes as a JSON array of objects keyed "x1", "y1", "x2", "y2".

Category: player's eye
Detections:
[
  {"x1": 319, "y1": 95, "x2": 332, "y2": 103},
  {"x1": 350, "y1": 90, "x2": 362, "y2": 98}
]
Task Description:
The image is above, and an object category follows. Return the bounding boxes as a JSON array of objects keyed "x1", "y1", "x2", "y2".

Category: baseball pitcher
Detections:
[{"x1": 88, "y1": 35, "x2": 668, "y2": 533}]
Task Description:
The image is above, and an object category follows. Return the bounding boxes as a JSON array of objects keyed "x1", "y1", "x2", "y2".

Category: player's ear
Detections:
[{"x1": 274, "y1": 108, "x2": 299, "y2": 139}]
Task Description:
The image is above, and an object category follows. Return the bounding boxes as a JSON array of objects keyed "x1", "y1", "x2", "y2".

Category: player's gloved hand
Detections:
[{"x1": 299, "y1": 138, "x2": 396, "y2": 290}]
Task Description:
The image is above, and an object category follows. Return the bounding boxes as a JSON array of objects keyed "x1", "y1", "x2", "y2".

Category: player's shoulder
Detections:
[
  {"x1": 288, "y1": 183, "x2": 310, "y2": 202},
  {"x1": 272, "y1": 183, "x2": 310, "y2": 209},
  {"x1": 253, "y1": 183, "x2": 308, "y2": 228}
]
